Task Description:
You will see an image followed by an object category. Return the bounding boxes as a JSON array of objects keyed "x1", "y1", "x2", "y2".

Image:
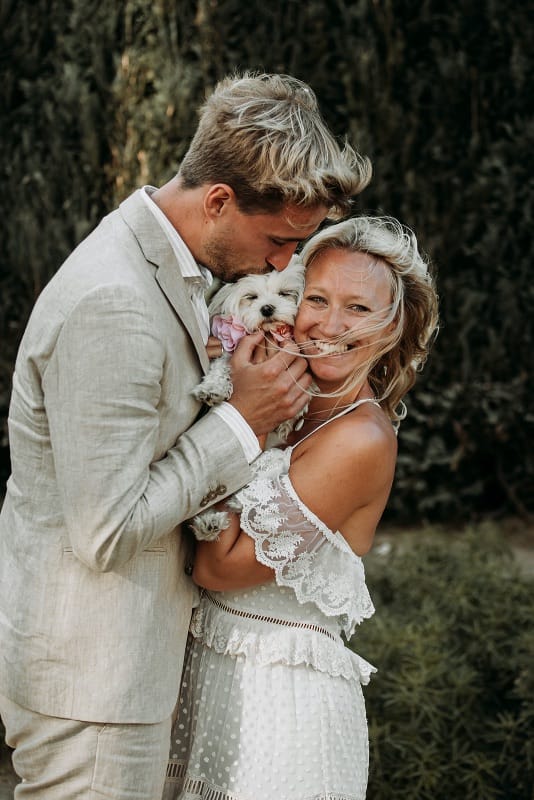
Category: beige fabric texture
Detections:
[
  {"x1": 0, "y1": 191, "x2": 253, "y2": 724},
  {"x1": 1, "y1": 693, "x2": 173, "y2": 799}
]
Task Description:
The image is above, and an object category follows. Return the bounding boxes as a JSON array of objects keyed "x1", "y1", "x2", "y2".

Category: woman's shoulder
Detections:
[
  {"x1": 294, "y1": 401, "x2": 397, "y2": 466},
  {"x1": 288, "y1": 404, "x2": 396, "y2": 556}
]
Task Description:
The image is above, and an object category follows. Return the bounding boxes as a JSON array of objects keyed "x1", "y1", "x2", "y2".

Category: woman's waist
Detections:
[
  {"x1": 189, "y1": 590, "x2": 375, "y2": 683},
  {"x1": 198, "y1": 589, "x2": 342, "y2": 640}
]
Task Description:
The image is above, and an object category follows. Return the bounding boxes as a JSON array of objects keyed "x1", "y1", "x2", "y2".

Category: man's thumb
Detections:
[{"x1": 233, "y1": 331, "x2": 263, "y2": 363}]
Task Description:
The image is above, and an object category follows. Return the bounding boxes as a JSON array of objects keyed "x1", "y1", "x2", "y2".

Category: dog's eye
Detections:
[
  {"x1": 243, "y1": 294, "x2": 258, "y2": 301},
  {"x1": 279, "y1": 291, "x2": 298, "y2": 300}
]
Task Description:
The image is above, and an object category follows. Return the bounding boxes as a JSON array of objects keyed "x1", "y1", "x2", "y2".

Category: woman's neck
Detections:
[
  {"x1": 284, "y1": 381, "x2": 374, "y2": 446},
  {"x1": 305, "y1": 381, "x2": 374, "y2": 420}
]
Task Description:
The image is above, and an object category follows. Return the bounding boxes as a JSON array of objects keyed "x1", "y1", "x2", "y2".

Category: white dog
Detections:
[
  {"x1": 192, "y1": 258, "x2": 306, "y2": 409},
  {"x1": 190, "y1": 259, "x2": 309, "y2": 541}
]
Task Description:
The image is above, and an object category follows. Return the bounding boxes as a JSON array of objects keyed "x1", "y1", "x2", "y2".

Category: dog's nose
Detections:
[{"x1": 260, "y1": 304, "x2": 275, "y2": 318}]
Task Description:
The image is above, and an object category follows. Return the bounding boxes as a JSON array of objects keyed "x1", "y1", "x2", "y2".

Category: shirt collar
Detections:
[{"x1": 139, "y1": 186, "x2": 212, "y2": 288}]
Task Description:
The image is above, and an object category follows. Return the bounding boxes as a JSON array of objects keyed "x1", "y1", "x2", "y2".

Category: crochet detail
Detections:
[{"x1": 189, "y1": 593, "x2": 376, "y2": 684}]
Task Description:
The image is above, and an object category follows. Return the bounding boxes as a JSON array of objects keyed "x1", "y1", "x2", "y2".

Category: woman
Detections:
[{"x1": 163, "y1": 216, "x2": 439, "y2": 800}]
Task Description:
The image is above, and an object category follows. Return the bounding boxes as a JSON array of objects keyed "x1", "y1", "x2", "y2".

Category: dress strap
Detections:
[{"x1": 294, "y1": 397, "x2": 380, "y2": 449}]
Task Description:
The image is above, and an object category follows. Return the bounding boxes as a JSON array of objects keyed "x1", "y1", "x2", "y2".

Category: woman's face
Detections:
[{"x1": 294, "y1": 248, "x2": 393, "y2": 391}]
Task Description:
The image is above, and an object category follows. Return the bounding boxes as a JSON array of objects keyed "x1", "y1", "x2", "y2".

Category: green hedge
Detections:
[
  {"x1": 355, "y1": 527, "x2": 534, "y2": 799},
  {"x1": 0, "y1": 0, "x2": 121, "y2": 458},
  {"x1": 1, "y1": 0, "x2": 532, "y2": 521}
]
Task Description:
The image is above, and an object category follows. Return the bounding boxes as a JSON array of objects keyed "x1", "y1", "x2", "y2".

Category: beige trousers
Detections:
[{"x1": 0, "y1": 695, "x2": 172, "y2": 799}]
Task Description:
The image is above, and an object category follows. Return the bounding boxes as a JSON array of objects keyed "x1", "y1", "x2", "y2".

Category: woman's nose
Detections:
[{"x1": 319, "y1": 308, "x2": 345, "y2": 337}]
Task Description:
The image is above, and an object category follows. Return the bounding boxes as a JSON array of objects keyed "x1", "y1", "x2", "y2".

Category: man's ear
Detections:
[{"x1": 203, "y1": 184, "x2": 236, "y2": 219}]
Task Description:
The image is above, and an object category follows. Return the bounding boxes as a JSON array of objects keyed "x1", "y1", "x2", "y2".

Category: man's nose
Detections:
[{"x1": 266, "y1": 243, "x2": 299, "y2": 272}]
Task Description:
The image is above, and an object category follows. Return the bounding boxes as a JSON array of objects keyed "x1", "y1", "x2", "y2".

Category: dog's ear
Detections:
[{"x1": 207, "y1": 282, "x2": 235, "y2": 316}]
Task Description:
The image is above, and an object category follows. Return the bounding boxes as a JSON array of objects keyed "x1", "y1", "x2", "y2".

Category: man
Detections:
[{"x1": 0, "y1": 72, "x2": 371, "y2": 797}]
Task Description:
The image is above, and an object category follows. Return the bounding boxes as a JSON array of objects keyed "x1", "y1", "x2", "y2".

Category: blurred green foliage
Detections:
[
  {"x1": 355, "y1": 526, "x2": 534, "y2": 799},
  {"x1": 1, "y1": 0, "x2": 533, "y2": 521}
]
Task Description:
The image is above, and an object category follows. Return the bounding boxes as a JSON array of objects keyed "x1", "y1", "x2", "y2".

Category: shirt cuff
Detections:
[{"x1": 211, "y1": 402, "x2": 262, "y2": 463}]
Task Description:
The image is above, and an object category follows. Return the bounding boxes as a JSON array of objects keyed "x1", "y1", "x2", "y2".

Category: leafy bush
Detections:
[
  {"x1": 353, "y1": 526, "x2": 534, "y2": 799},
  {"x1": 0, "y1": 0, "x2": 122, "y2": 475}
]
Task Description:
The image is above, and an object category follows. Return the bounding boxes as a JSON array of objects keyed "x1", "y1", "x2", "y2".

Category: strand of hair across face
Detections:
[{"x1": 259, "y1": 331, "x2": 362, "y2": 401}]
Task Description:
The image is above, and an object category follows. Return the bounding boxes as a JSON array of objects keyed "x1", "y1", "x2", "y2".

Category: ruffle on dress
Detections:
[
  {"x1": 190, "y1": 593, "x2": 376, "y2": 685},
  {"x1": 235, "y1": 465, "x2": 375, "y2": 639}
]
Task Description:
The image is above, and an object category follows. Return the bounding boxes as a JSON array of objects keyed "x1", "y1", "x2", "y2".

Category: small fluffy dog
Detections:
[
  {"x1": 192, "y1": 258, "x2": 306, "y2": 409},
  {"x1": 190, "y1": 259, "x2": 308, "y2": 541}
]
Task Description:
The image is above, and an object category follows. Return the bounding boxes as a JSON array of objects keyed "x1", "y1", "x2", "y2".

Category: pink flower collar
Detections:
[
  {"x1": 211, "y1": 315, "x2": 249, "y2": 352},
  {"x1": 211, "y1": 316, "x2": 295, "y2": 353}
]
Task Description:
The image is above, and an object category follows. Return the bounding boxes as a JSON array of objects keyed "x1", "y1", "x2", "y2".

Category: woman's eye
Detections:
[
  {"x1": 306, "y1": 295, "x2": 326, "y2": 305},
  {"x1": 349, "y1": 304, "x2": 370, "y2": 313}
]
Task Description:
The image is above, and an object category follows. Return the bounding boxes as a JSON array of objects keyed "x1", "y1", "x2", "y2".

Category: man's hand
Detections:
[
  {"x1": 228, "y1": 332, "x2": 312, "y2": 436},
  {"x1": 206, "y1": 335, "x2": 224, "y2": 360}
]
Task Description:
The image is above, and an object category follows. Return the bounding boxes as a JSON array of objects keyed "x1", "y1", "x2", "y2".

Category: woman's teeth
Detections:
[{"x1": 314, "y1": 340, "x2": 349, "y2": 355}]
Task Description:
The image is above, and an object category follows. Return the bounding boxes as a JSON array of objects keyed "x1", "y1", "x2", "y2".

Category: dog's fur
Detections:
[
  {"x1": 192, "y1": 259, "x2": 305, "y2": 409},
  {"x1": 190, "y1": 260, "x2": 307, "y2": 541}
]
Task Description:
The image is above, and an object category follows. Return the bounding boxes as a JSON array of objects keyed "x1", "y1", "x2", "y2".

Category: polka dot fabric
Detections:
[
  {"x1": 164, "y1": 438, "x2": 376, "y2": 800},
  {"x1": 163, "y1": 583, "x2": 373, "y2": 800}
]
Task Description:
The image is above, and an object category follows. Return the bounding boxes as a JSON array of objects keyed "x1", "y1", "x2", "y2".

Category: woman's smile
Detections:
[{"x1": 309, "y1": 339, "x2": 352, "y2": 355}]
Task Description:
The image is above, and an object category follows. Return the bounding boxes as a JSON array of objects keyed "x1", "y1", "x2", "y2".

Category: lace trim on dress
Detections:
[
  {"x1": 189, "y1": 594, "x2": 376, "y2": 683},
  {"x1": 166, "y1": 760, "x2": 362, "y2": 800},
  {"x1": 237, "y1": 472, "x2": 375, "y2": 638}
]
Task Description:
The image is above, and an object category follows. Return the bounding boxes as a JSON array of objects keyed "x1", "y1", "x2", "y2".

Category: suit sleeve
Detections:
[{"x1": 42, "y1": 284, "x2": 252, "y2": 572}]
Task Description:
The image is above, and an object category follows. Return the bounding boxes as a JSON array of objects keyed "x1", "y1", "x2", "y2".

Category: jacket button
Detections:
[{"x1": 199, "y1": 484, "x2": 227, "y2": 507}]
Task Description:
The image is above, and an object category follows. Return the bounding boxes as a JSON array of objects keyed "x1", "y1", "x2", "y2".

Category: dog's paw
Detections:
[
  {"x1": 191, "y1": 381, "x2": 226, "y2": 406},
  {"x1": 189, "y1": 510, "x2": 231, "y2": 541},
  {"x1": 191, "y1": 358, "x2": 233, "y2": 405},
  {"x1": 273, "y1": 419, "x2": 294, "y2": 443},
  {"x1": 271, "y1": 393, "x2": 312, "y2": 444}
]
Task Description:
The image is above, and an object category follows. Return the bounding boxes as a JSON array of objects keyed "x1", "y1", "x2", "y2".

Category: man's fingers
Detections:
[
  {"x1": 232, "y1": 331, "x2": 264, "y2": 364},
  {"x1": 233, "y1": 332, "x2": 306, "y2": 376},
  {"x1": 283, "y1": 370, "x2": 314, "y2": 404},
  {"x1": 206, "y1": 336, "x2": 224, "y2": 360}
]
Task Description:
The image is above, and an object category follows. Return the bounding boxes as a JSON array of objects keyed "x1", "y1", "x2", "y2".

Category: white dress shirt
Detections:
[{"x1": 140, "y1": 187, "x2": 261, "y2": 462}]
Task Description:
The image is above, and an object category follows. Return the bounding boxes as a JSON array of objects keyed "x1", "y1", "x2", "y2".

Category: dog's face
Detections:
[{"x1": 208, "y1": 259, "x2": 305, "y2": 332}]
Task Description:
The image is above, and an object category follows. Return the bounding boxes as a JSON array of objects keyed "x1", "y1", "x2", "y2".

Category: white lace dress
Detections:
[{"x1": 164, "y1": 406, "x2": 377, "y2": 800}]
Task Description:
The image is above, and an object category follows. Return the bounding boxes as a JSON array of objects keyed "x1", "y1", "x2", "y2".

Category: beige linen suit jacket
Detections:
[{"x1": 0, "y1": 191, "x2": 253, "y2": 723}]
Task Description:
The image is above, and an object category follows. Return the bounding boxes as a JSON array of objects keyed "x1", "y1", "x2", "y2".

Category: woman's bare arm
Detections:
[{"x1": 192, "y1": 510, "x2": 274, "y2": 591}]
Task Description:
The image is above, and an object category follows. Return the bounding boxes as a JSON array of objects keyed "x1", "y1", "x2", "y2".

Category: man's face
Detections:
[{"x1": 201, "y1": 202, "x2": 328, "y2": 283}]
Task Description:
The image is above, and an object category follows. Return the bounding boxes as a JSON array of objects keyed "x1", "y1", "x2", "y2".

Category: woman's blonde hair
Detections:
[
  {"x1": 179, "y1": 72, "x2": 371, "y2": 219},
  {"x1": 299, "y1": 216, "x2": 439, "y2": 423}
]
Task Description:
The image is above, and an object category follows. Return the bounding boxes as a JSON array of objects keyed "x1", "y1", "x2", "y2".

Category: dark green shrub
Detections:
[
  {"x1": 353, "y1": 527, "x2": 534, "y2": 799},
  {"x1": 0, "y1": 0, "x2": 122, "y2": 477}
]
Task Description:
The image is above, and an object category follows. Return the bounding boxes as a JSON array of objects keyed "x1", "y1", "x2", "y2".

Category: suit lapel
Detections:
[
  {"x1": 155, "y1": 261, "x2": 209, "y2": 372},
  {"x1": 119, "y1": 191, "x2": 210, "y2": 373}
]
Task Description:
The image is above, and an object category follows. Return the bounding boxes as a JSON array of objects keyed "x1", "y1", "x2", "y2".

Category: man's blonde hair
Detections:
[{"x1": 179, "y1": 72, "x2": 371, "y2": 218}]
